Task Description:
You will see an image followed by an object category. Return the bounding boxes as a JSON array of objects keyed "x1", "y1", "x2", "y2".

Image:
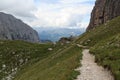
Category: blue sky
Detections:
[
  {"x1": 35, "y1": 0, "x2": 95, "y2": 4},
  {"x1": 35, "y1": 0, "x2": 58, "y2": 4},
  {"x1": 0, "y1": 0, "x2": 96, "y2": 29}
]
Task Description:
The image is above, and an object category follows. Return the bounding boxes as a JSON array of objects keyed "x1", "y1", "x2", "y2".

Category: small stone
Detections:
[
  {"x1": 48, "y1": 48, "x2": 53, "y2": 51},
  {"x1": 2, "y1": 64, "x2": 6, "y2": 68}
]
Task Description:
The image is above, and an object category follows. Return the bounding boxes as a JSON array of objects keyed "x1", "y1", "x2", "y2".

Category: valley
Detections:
[
  {"x1": 0, "y1": 0, "x2": 120, "y2": 80},
  {"x1": 34, "y1": 27, "x2": 84, "y2": 42}
]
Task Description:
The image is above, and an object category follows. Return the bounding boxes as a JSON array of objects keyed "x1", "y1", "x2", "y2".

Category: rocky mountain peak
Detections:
[{"x1": 0, "y1": 12, "x2": 40, "y2": 42}]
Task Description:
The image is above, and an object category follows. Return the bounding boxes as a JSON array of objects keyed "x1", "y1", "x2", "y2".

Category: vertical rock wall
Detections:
[{"x1": 87, "y1": 0, "x2": 120, "y2": 30}]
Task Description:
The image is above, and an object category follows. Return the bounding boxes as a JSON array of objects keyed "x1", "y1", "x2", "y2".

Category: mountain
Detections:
[
  {"x1": 1, "y1": 0, "x2": 120, "y2": 80},
  {"x1": 0, "y1": 12, "x2": 40, "y2": 42},
  {"x1": 87, "y1": 0, "x2": 120, "y2": 30},
  {"x1": 34, "y1": 27, "x2": 85, "y2": 42}
]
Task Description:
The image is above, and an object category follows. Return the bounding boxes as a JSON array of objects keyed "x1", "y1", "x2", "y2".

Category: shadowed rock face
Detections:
[
  {"x1": 87, "y1": 0, "x2": 120, "y2": 30},
  {"x1": 0, "y1": 12, "x2": 40, "y2": 42}
]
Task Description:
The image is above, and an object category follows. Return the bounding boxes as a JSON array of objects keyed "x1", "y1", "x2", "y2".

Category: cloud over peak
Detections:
[
  {"x1": 0, "y1": 0, "x2": 36, "y2": 20},
  {"x1": 0, "y1": 0, "x2": 95, "y2": 29}
]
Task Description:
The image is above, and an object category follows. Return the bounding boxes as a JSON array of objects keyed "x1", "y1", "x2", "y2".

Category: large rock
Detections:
[
  {"x1": 0, "y1": 12, "x2": 40, "y2": 42},
  {"x1": 87, "y1": 0, "x2": 120, "y2": 30}
]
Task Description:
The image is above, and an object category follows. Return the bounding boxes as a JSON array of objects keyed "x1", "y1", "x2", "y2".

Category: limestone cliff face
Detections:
[
  {"x1": 0, "y1": 12, "x2": 40, "y2": 42},
  {"x1": 87, "y1": 0, "x2": 120, "y2": 30}
]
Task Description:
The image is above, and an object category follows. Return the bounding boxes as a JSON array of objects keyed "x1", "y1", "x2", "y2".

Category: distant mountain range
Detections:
[{"x1": 34, "y1": 27, "x2": 85, "y2": 42}]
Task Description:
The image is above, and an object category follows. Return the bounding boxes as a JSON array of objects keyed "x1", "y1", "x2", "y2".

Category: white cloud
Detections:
[
  {"x1": 0, "y1": 0, "x2": 37, "y2": 21},
  {"x1": 0, "y1": 0, "x2": 95, "y2": 28},
  {"x1": 30, "y1": 0, "x2": 94, "y2": 28}
]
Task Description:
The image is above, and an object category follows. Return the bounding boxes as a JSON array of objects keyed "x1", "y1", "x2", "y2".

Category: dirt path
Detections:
[{"x1": 75, "y1": 49, "x2": 114, "y2": 80}]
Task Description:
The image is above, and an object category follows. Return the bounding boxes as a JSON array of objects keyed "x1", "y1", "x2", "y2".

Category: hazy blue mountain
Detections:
[{"x1": 34, "y1": 27, "x2": 85, "y2": 42}]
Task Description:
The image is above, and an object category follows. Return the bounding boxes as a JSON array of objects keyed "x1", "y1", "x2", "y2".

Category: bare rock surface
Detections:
[
  {"x1": 87, "y1": 0, "x2": 120, "y2": 30},
  {"x1": 0, "y1": 12, "x2": 40, "y2": 42}
]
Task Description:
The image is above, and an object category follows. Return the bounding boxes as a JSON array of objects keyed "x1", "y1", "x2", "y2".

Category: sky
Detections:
[{"x1": 0, "y1": 0, "x2": 96, "y2": 29}]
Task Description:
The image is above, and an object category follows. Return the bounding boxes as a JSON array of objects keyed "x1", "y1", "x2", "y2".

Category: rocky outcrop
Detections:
[
  {"x1": 0, "y1": 12, "x2": 40, "y2": 42},
  {"x1": 87, "y1": 0, "x2": 120, "y2": 30}
]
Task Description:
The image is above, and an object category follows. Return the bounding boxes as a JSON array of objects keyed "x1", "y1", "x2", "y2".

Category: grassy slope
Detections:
[
  {"x1": 76, "y1": 16, "x2": 120, "y2": 80},
  {"x1": 14, "y1": 44, "x2": 82, "y2": 80},
  {"x1": 0, "y1": 40, "x2": 52, "y2": 79},
  {"x1": 0, "y1": 39, "x2": 82, "y2": 80}
]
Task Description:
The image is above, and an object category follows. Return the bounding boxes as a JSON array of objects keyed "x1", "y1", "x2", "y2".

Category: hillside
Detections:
[
  {"x1": 0, "y1": 12, "x2": 40, "y2": 42},
  {"x1": 0, "y1": 40, "x2": 82, "y2": 80},
  {"x1": 76, "y1": 16, "x2": 120, "y2": 80},
  {"x1": 14, "y1": 44, "x2": 82, "y2": 80},
  {"x1": 0, "y1": 40, "x2": 52, "y2": 80}
]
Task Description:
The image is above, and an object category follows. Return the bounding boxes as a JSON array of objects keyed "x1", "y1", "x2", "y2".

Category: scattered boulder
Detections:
[{"x1": 48, "y1": 48, "x2": 53, "y2": 51}]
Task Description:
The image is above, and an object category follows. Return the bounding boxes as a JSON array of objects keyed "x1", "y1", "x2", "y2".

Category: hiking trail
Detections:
[{"x1": 75, "y1": 49, "x2": 114, "y2": 80}]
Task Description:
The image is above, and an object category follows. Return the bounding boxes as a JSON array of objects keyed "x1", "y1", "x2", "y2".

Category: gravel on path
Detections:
[{"x1": 75, "y1": 49, "x2": 114, "y2": 80}]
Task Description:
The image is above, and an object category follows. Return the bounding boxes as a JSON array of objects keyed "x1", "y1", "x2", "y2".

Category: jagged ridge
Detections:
[{"x1": 0, "y1": 12, "x2": 40, "y2": 42}]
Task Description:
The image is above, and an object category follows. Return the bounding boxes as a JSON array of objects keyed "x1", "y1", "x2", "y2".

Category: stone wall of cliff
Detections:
[
  {"x1": 0, "y1": 12, "x2": 40, "y2": 42},
  {"x1": 87, "y1": 0, "x2": 120, "y2": 30}
]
